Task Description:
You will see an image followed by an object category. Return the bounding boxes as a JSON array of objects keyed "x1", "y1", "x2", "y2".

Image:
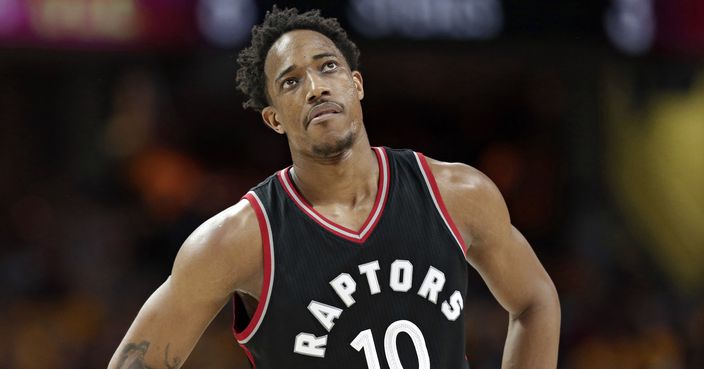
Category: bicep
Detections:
[
  {"x1": 428, "y1": 159, "x2": 556, "y2": 316},
  {"x1": 467, "y1": 225, "x2": 556, "y2": 317}
]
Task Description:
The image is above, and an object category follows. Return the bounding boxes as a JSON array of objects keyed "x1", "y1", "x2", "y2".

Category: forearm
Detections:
[
  {"x1": 109, "y1": 339, "x2": 184, "y2": 369},
  {"x1": 108, "y1": 284, "x2": 192, "y2": 369},
  {"x1": 501, "y1": 291, "x2": 561, "y2": 369}
]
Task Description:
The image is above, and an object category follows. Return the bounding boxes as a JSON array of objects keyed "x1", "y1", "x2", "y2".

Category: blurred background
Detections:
[{"x1": 1, "y1": 0, "x2": 703, "y2": 368}]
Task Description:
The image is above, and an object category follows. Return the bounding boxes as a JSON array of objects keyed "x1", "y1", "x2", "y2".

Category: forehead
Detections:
[{"x1": 264, "y1": 29, "x2": 342, "y2": 78}]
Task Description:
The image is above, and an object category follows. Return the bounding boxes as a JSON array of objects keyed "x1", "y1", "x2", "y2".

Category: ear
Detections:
[
  {"x1": 261, "y1": 106, "x2": 285, "y2": 134},
  {"x1": 352, "y1": 71, "x2": 364, "y2": 100}
]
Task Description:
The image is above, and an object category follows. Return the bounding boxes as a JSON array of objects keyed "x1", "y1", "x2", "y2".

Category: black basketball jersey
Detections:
[{"x1": 232, "y1": 147, "x2": 470, "y2": 369}]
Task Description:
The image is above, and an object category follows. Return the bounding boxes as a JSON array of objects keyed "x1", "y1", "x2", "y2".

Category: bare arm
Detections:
[
  {"x1": 428, "y1": 158, "x2": 561, "y2": 369},
  {"x1": 107, "y1": 199, "x2": 262, "y2": 369}
]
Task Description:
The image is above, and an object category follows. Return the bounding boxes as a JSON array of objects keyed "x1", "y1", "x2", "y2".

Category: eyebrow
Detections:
[
  {"x1": 274, "y1": 53, "x2": 340, "y2": 83},
  {"x1": 275, "y1": 65, "x2": 295, "y2": 84},
  {"x1": 312, "y1": 52, "x2": 338, "y2": 61}
]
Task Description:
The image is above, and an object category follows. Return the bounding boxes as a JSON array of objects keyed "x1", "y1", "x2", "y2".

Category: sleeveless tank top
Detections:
[{"x1": 232, "y1": 147, "x2": 470, "y2": 369}]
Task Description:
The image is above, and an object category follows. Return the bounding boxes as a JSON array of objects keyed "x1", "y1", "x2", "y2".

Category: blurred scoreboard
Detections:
[
  {"x1": 0, "y1": 0, "x2": 702, "y2": 55},
  {"x1": 0, "y1": 0, "x2": 257, "y2": 49}
]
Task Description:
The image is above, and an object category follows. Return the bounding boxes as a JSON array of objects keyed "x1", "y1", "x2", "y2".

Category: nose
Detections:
[{"x1": 305, "y1": 71, "x2": 330, "y2": 104}]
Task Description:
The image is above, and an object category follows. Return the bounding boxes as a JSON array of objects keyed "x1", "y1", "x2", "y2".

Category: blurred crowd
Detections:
[{"x1": 1, "y1": 34, "x2": 703, "y2": 369}]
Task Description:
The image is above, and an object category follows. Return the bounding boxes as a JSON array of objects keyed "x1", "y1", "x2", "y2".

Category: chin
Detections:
[{"x1": 311, "y1": 129, "x2": 357, "y2": 159}]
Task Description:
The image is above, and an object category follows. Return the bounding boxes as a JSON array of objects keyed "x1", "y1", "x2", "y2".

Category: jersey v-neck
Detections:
[{"x1": 276, "y1": 147, "x2": 390, "y2": 244}]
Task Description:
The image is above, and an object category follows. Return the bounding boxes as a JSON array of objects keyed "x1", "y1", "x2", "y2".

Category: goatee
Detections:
[{"x1": 311, "y1": 130, "x2": 356, "y2": 159}]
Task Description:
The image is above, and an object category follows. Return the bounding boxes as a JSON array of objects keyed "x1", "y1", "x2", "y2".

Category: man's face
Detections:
[{"x1": 262, "y1": 29, "x2": 364, "y2": 158}]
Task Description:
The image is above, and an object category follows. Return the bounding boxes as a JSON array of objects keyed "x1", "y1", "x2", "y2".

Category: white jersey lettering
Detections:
[
  {"x1": 330, "y1": 273, "x2": 357, "y2": 307},
  {"x1": 358, "y1": 260, "x2": 382, "y2": 295},
  {"x1": 441, "y1": 290, "x2": 464, "y2": 321},
  {"x1": 294, "y1": 333, "x2": 328, "y2": 357},
  {"x1": 389, "y1": 259, "x2": 413, "y2": 292},
  {"x1": 308, "y1": 300, "x2": 343, "y2": 332},
  {"x1": 417, "y1": 266, "x2": 446, "y2": 304}
]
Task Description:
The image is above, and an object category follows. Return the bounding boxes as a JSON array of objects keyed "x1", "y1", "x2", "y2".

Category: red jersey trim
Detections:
[
  {"x1": 414, "y1": 152, "x2": 469, "y2": 255},
  {"x1": 276, "y1": 147, "x2": 390, "y2": 244},
  {"x1": 240, "y1": 345, "x2": 257, "y2": 369},
  {"x1": 232, "y1": 191, "x2": 275, "y2": 345}
]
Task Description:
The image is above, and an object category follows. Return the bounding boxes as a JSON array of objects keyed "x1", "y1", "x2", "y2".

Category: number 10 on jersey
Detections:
[{"x1": 351, "y1": 320, "x2": 430, "y2": 369}]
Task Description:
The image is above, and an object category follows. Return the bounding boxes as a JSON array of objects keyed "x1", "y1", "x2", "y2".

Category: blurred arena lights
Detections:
[
  {"x1": 347, "y1": 0, "x2": 503, "y2": 39},
  {"x1": 11, "y1": 0, "x2": 138, "y2": 42},
  {"x1": 604, "y1": 0, "x2": 655, "y2": 55},
  {"x1": 196, "y1": 0, "x2": 257, "y2": 47},
  {"x1": 0, "y1": 0, "x2": 23, "y2": 35},
  {"x1": 0, "y1": 0, "x2": 198, "y2": 49}
]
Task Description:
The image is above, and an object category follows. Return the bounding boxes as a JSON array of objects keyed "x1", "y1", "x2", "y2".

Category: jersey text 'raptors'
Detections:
[{"x1": 232, "y1": 147, "x2": 470, "y2": 369}]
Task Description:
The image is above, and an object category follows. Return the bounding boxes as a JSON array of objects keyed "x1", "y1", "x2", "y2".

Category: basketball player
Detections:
[{"x1": 108, "y1": 7, "x2": 560, "y2": 369}]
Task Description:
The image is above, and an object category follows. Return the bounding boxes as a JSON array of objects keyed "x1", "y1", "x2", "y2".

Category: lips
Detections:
[{"x1": 306, "y1": 101, "x2": 343, "y2": 127}]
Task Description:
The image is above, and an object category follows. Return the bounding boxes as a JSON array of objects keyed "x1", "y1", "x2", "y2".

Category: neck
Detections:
[{"x1": 289, "y1": 135, "x2": 378, "y2": 208}]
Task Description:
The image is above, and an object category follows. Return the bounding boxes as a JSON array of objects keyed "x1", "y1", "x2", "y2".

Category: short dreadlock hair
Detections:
[{"x1": 236, "y1": 6, "x2": 361, "y2": 112}]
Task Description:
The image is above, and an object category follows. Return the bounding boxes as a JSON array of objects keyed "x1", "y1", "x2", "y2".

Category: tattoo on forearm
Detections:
[
  {"x1": 115, "y1": 341, "x2": 182, "y2": 369},
  {"x1": 116, "y1": 341, "x2": 154, "y2": 369},
  {"x1": 164, "y1": 344, "x2": 182, "y2": 369}
]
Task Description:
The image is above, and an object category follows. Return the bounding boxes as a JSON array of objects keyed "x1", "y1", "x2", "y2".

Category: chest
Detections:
[
  {"x1": 309, "y1": 200, "x2": 375, "y2": 234},
  {"x1": 269, "y1": 197, "x2": 469, "y2": 310}
]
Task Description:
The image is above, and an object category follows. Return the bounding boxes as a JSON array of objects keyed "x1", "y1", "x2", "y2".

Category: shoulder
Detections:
[
  {"x1": 183, "y1": 197, "x2": 260, "y2": 254},
  {"x1": 422, "y1": 156, "x2": 510, "y2": 246},
  {"x1": 170, "y1": 197, "x2": 263, "y2": 296},
  {"x1": 422, "y1": 156, "x2": 491, "y2": 196}
]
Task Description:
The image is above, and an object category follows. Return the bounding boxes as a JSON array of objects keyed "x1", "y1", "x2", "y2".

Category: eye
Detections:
[
  {"x1": 322, "y1": 61, "x2": 338, "y2": 72},
  {"x1": 282, "y1": 77, "x2": 298, "y2": 89}
]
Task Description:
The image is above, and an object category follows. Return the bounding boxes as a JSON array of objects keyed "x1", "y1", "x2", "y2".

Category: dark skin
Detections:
[
  {"x1": 108, "y1": 29, "x2": 560, "y2": 369},
  {"x1": 261, "y1": 30, "x2": 377, "y2": 231}
]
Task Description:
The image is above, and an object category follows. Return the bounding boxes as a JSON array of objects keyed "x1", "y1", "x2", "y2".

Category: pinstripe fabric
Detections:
[{"x1": 233, "y1": 147, "x2": 470, "y2": 369}]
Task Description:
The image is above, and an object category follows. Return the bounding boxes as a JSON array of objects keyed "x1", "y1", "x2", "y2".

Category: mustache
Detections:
[{"x1": 305, "y1": 100, "x2": 343, "y2": 129}]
